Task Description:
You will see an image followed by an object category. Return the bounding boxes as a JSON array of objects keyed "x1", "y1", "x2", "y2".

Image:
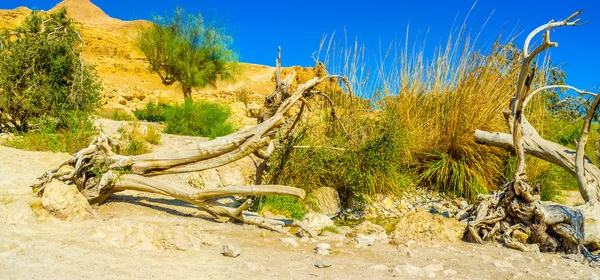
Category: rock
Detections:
[
  {"x1": 120, "y1": 90, "x2": 135, "y2": 101},
  {"x1": 312, "y1": 187, "x2": 341, "y2": 216},
  {"x1": 279, "y1": 237, "x2": 299, "y2": 248},
  {"x1": 576, "y1": 204, "x2": 600, "y2": 245},
  {"x1": 315, "y1": 255, "x2": 331, "y2": 268},
  {"x1": 189, "y1": 169, "x2": 222, "y2": 189},
  {"x1": 42, "y1": 180, "x2": 93, "y2": 221},
  {"x1": 116, "y1": 95, "x2": 128, "y2": 105},
  {"x1": 347, "y1": 221, "x2": 387, "y2": 240},
  {"x1": 443, "y1": 269, "x2": 457, "y2": 276},
  {"x1": 389, "y1": 210, "x2": 464, "y2": 244},
  {"x1": 393, "y1": 263, "x2": 432, "y2": 278},
  {"x1": 336, "y1": 226, "x2": 352, "y2": 235},
  {"x1": 302, "y1": 212, "x2": 334, "y2": 233},
  {"x1": 5, "y1": 201, "x2": 36, "y2": 225},
  {"x1": 370, "y1": 264, "x2": 389, "y2": 271},
  {"x1": 459, "y1": 200, "x2": 469, "y2": 210},
  {"x1": 355, "y1": 234, "x2": 376, "y2": 247},
  {"x1": 222, "y1": 245, "x2": 241, "y2": 258}
]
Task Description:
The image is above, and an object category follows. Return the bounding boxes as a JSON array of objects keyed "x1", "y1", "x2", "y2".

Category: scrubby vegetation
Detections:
[
  {"x1": 0, "y1": 8, "x2": 101, "y2": 133},
  {"x1": 115, "y1": 122, "x2": 161, "y2": 156},
  {"x1": 135, "y1": 100, "x2": 234, "y2": 139}
]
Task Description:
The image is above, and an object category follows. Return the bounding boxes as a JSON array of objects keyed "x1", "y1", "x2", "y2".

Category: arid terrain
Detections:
[
  {"x1": 1, "y1": 1, "x2": 600, "y2": 279},
  {"x1": 1, "y1": 123, "x2": 599, "y2": 280}
]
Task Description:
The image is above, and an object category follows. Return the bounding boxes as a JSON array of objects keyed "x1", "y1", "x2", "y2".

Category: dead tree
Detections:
[
  {"x1": 463, "y1": 10, "x2": 600, "y2": 263},
  {"x1": 32, "y1": 49, "x2": 352, "y2": 238}
]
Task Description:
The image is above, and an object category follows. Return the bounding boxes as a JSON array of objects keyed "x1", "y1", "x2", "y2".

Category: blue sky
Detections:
[{"x1": 3, "y1": 0, "x2": 599, "y2": 91}]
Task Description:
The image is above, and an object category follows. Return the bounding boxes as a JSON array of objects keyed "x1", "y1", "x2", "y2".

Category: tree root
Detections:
[{"x1": 462, "y1": 180, "x2": 600, "y2": 264}]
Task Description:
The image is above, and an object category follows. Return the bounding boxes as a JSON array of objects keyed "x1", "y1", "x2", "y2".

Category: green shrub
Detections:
[
  {"x1": 115, "y1": 122, "x2": 160, "y2": 156},
  {"x1": 162, "y1": 100, "x2": 234, "y2": 138},
  {"x1": 255, "y1": 195, "x2": 307, "y2": 220},
  {"x1": 134, "y1": 101, "x2": 169, "y2": 122},
  {"x1": 6, "y1": 114, "x2": 95, "y2": 153},
  {"x1": 266, "y1": 123, "x2": 411, "y2": 207},
  {"x1": 0, "y1": 8, "x2": 101, "y2": 132}
]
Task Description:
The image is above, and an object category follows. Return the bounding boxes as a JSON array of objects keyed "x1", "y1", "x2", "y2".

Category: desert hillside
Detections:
[{"x1": 0, "y1": 0, "x2": 277, "y2": 116}]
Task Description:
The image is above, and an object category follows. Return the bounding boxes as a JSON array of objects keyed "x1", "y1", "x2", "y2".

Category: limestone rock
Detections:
[
  {"x1": 389, "y1": 210, "x2": 464, "y2": 244},
  {"x1": 312, "y1": 187, "x2": 341, "y2": 216},
  {"x1": 355, "y1": 234, "x2": 376, "y2": 247},
  {"x1": 576, "y1": 204, "x2": 600, "y2": 245},
  {"x1": 347, "y1": 221, "x2": 387, "y2": 240},
  {"x1": 302, "y1": 212, "x2": 334, "y2": 233},
  {"x1": 5, "y1": 201, "x2": 36, "y2": 225},
  {"x1": 279, "y1": 237, "x2": 299, "y2": 248},
  {"x1": 222, "y1": 245, "x2": 241, "y2": 258},
  {"x1": 42, "y1": 180, "x2": 93, "y2": 221}
]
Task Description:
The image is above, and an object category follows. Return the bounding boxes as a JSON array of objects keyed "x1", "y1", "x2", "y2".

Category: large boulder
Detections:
[
  {"x1": 312, "y1": 187, "x2": 341, "y2": 216},
  {"x1": 389, "y1": 210, "x2": 464, "y2": 244},
  {"x1": 4, "y1": 201, "x2": 36, "y2": 225},
  {"x1": 347, "y1": 221, "x2": 387, "y2": 240},
  {"x1": 42, "y1": 180, "x2": 93, "y2": 221},
  {"x1": 302, "y1": 212, "x2": 334, "y2": 233}
]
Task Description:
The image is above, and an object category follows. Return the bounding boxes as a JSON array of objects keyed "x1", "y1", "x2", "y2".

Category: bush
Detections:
[
  {"x1": 163, "y1": 100, "x2": 233, "y2": 138},
  {"x1": 0, "y1": 8, "x2": 101, "y2": 132},
  {"x1": 115, "y1": 122, "x2": 161, "y2": 156},
  {"x1": 6, "y1": 114, "x2": 95, "y2": 153},
  {"x1": 134, "y1": 101, "x2": 169, "y2": 122}
]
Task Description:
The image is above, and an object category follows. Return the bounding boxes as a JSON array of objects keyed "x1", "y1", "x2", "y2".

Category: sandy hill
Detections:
[{"x1": 0, "y1": 0, "x2": 278, "y2": 118}]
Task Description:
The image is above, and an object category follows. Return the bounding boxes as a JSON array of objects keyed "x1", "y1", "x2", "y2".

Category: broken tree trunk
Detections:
[
  {"x1": 33, "y1": 49, "x2": 351, "y2": 238},
  {"x1": 464, "y1": 10, "x2": 600, "y2": 264}
]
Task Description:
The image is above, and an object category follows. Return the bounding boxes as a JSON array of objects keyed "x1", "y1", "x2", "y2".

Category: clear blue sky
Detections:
[{"x1": 4, "y1": 0, "x2": 600, "y2": 91}]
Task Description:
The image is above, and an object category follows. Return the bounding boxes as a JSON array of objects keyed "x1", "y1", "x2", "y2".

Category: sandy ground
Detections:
[{"x1": 1, "y1": 135, "x2": 600, "y2": 279}]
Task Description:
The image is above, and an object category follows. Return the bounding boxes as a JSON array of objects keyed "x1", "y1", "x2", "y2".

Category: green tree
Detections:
[
  {"x1": 0, "y1": 8, "x2": 101, "y2": 132},
  {"x1": 137, "y1": 7, "x2": 237, "y2": 100}
]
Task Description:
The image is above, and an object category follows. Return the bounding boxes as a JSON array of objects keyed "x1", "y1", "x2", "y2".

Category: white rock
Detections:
[
  {"x1": 459, "y1": 200, "x2": 469, "y2": 210},
  {"x1": 5, "y1": 201, "x2": 36, "y2": 225},
  {"x1": 312, "y1": 187, "x2": 341, "y2": 216},
  {"x1": 301, "y1": 212, "x2": 334, "y2": 233},
  {"x1": 348, "y1": 221, "x2": 387, "y2": 240},
  {"x1": 316, "y1": 243, "x2": 331, "y2": 250},
  {"x1": 42, "y1": 180, "x2": 93, "y2": 221},
  {"x1": 355, "y1": 234, "x2": 376, "y2": 247},
  {"x1": 279, "y1": 237, "x2": 299, "y2": 248},
  {"x1": 393, "y1": 263, "x2": 425, "y2": 277},
  {"x1": 370, "y1": 264, "x2": 389, "y2": 271},
  {"x1": 222, "y1": 245, "x2": 241, "y2": 257}
]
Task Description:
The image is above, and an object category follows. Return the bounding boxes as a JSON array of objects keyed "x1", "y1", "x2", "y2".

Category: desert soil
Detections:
[{"x1": 0, "y1": 122, "x2": 599, "y2": 280}]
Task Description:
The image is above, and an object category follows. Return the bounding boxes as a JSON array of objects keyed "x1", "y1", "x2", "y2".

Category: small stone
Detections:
[
  {"x1": 370, "y1": 264, "x2": 389, "y2": 271},
  {"x1": 347, "y1": 221, "x2": 387, "y2": 240},
  {"x1": 301, "y1": 212, "x2": 334, "y2": 233},
  {"x1": 316, "y1": 243, "x2": 331, "y2": 250},
  {"x1": 591, "y1": 273, "x2": 599, "y2": 280},
  {"x1": 355, "y1": 234, "x2": 376, "y2": 247},
  {"x1": 315, "y1": 255, "x2": 331, "y2": 268},
  {"x1": 392, "y1": 263, "x2": 424, "y2": 277},
  {"x1": 459, "y1": 200, "x2": 469, "y2": 210},
  {"x1": 443, "y1": 269, "x2": 457, "y2": 276},
  {"x1": 279, "y1": 237, "x2": 299, "y2": 248},
  {"x1": 222, "y1": 245, "x2": 241, "y2": 258}
]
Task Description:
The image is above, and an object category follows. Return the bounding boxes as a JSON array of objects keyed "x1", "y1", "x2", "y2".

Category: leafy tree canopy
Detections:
[
  {"x1": 137, "y1": 7, "x2": 237, "y2": 100},
  {"x1": 0, "y1": 8, "x2": 101, "y2": 132}
]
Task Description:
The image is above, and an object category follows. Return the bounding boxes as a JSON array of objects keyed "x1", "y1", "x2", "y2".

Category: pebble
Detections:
[
  {"x1": 424, "y1": 263, "x2": 444, "y2": 272},
  {"x1": 459, "y1": 200, "x2": 469, "y2": 210},
  {"x1": 279, "y1": 237, "x2": 299, "y2": 248},
  {"x1": 222, "y1": 245, "x2": 241, "y2": 258},
  {"x1": 355, "y1": 234, "x2": 376, "y2": 247},
  {"x1": 443, "y1": 269, "x2": 457, "y2": 276},
  {"x1": 493, "y1": 260, "x2": 513, "y2": 268}
]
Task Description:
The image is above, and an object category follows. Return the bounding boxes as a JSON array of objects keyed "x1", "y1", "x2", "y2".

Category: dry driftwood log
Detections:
[
  {"x1": 464, "y1": 10, "x2": 600, "y2": 264},
  {"x1": 32, "y1": 49, "x2": 351, "y2": 237}
]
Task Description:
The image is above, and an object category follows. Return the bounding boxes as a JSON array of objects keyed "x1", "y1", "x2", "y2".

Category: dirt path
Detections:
[{"x1": 1, "y1": 144, "x2": 599, "y2": 279}]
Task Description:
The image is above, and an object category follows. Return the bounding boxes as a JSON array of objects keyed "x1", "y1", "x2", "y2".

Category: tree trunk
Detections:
[{"x1": 182, "y1": 84, "x2": 193, "y2": 101}]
